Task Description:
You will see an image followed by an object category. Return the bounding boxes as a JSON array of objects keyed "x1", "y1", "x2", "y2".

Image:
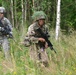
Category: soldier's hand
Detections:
[
  {"x1": 38, "y1": 38, "x2": 45, "y2": 42},
  {"x1": 45, "y1": 42, "x2": 48, "y2": 48}
]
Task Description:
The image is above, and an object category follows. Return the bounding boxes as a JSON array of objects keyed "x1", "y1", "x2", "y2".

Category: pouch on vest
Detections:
[{"x1": 24, "y1": 36, "x2": 31, "y2": 47}]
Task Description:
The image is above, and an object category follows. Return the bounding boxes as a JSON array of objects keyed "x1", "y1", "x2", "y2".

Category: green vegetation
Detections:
[
  {"x1": 0, "y1": 0, "x2": 76, "y2": 30},
  {"x1": 0, "y1": 0, "x2": 76, "y2": 75},
  {"x1": 0, "y1": 28, "x2": 76, "y2": 75}
]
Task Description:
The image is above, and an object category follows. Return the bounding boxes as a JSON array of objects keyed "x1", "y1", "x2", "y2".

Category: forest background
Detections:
[{"x1": 0, "y1": 0, "x2": 76, "y2": 75}]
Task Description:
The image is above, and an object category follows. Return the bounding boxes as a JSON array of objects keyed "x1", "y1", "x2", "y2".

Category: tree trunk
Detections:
[
  {"x1": 55, "y1": 0, "x2": 61, "y2": 40},
  {"x1": 11, "y1": 0, "x2": 14, "y2": 27},
  {"x1": 14, "y1": 0, "x2": 17, "y2": 28},
  {"x1": 32, "y1": 0, "x2": 35, "y2": 11},
  {"x1": 24, "y1": 0, "x2": 27, "y2": 21},
  {"x1": 21, "y1": 0, "x2": 24, "y2": 26}
]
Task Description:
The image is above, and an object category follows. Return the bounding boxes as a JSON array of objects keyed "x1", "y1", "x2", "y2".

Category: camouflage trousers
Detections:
[
  {"x1": 29, "y1": 44, "x2": 48, "y2": 66},
  {"x1": 0, "y1": 36, "x2": 11, "y2": 60}
]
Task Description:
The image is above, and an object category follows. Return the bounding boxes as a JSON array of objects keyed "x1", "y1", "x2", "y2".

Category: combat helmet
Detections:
[
  {"x1": 0, "y1": 7, "x2": 6, "y2": 14},
  {"x1": 32, "y1": 11, "x2": 46, "y2": 21}
]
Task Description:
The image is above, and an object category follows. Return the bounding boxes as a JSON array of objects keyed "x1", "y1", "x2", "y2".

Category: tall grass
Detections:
[{"x1": 0, "y1": 27, "x2": 76, "y2": 75}]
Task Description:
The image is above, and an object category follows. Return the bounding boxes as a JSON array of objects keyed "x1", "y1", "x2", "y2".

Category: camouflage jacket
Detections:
[
  {"x1": 27, "y1": 22, "x2": 49, "y2": 44},
  {"x1": 0, "y1": 17, "x2": 13, "y2": 36}
]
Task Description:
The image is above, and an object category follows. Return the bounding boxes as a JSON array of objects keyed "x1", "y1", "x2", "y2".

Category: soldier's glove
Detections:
[{"x1": 0, "y1": 27, "x2": 5, "y2": 31}]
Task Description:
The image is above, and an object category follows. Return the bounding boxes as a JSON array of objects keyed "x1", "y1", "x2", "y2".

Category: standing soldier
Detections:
[
  {"x1": 0, "y1": 7, "x2": 13, "y2": 60},
  {"x1": 24, "y1": 11, "x2": 50, "y2": 67}
]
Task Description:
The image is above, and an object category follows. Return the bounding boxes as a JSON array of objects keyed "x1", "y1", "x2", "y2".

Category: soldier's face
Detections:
[
  {"x1": 0, "y1": 13, "x2": 4, "y2": 18},
  {"x1": 38, "y1": 19, "x2": 45, "y2": 26}
]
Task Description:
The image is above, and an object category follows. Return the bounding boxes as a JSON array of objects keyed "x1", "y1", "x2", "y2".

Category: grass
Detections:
[{"x1": 0, "y1": 28, "x2": 76, "y2": 75}]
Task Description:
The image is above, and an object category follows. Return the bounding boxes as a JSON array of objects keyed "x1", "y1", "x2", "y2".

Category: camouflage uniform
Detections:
[
  {"x1": 0, "y1": 7, "x2": 13, "y2": 60},
  {"x1": 27, "y1": 22, "x2": 49, "y2": 65}
]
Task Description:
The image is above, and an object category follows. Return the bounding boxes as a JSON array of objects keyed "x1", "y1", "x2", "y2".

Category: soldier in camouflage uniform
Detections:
[
  {"x1": 0, "y1": 7, "x2": 13, "y2": 60},
  {"x1": 25, "y1": 11, "x2": 49, "y2": 66}
]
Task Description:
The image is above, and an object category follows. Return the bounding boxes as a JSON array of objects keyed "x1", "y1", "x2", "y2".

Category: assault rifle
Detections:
[
  {"x1": 35, "y1": 28, "x2": 56, "y2": 53},
  {"x1": 0, "y1": 20, "x2": 13, "y2": 38}
]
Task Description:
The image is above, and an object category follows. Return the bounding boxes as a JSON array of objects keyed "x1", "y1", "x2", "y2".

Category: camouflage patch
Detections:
[{"x1": 24, "y1": 36, "x2": 31, "y2": 47}]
